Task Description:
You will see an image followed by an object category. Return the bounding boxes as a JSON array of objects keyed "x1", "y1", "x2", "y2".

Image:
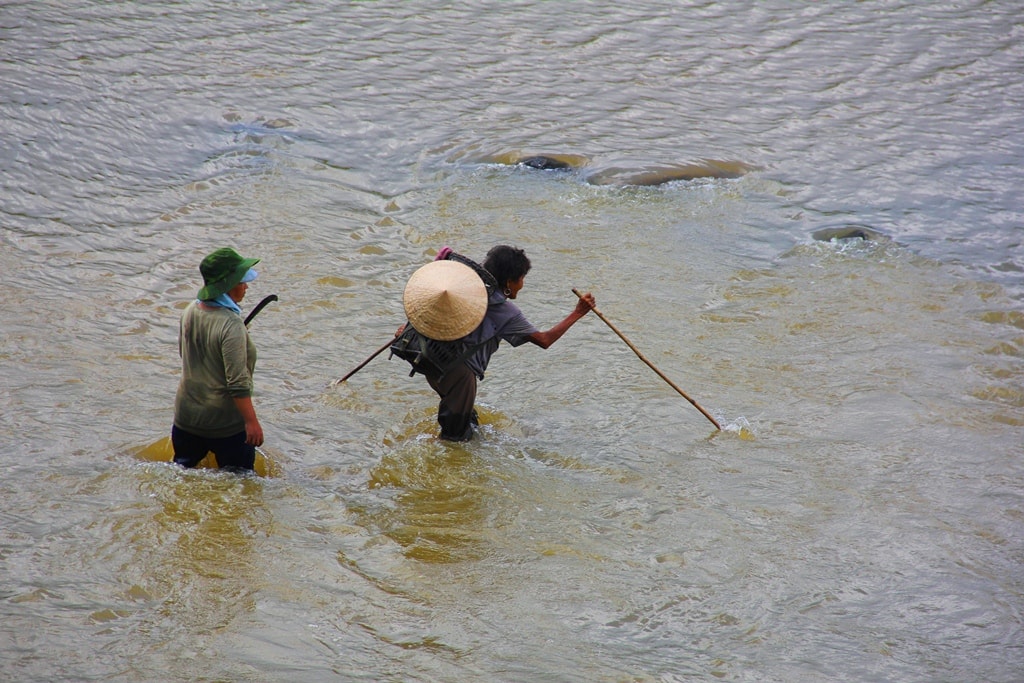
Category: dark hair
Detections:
[{"x1": 483, "y1": 245, "x2": 531, "y2": 290}]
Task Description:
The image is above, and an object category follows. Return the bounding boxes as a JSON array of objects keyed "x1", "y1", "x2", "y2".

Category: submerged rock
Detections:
[
  {"x1": 474, "y1": 151, "x2": 590, "y2": 171},
  {"x1": 585, "y1": 160, "x2": 752, "y2": 186},
  {"x1": 516, "y1": 155, "x2": 576, "y2": 171},
  {"x1": 812, "y1": 225, "x2": 888, "y2": 242},
  {"x1": 474, "y1": 152, "x2": 753, "y2": 186}
]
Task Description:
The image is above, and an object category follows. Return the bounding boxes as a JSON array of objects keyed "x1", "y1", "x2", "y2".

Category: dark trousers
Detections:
[
  {"x1": 171, "y1": 425, "x2": 256, "y2": 471},
  {"x1": 425, "y1": 363, "x2": 478, "y2": 441}
]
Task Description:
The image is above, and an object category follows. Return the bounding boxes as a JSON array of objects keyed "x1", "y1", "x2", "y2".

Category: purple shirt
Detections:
[{"x1": 463, "y1": 290, "x2": 539, "y2": 378}]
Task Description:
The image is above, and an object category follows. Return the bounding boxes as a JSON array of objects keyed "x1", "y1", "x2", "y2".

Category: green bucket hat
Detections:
[{"x1": 197, "y1": 247, "x2": 261, "y2": 300}]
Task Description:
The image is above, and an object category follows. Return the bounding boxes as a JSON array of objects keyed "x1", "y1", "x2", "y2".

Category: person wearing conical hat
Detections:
[
  {"x1": 400, "y1": 245, "x2": 595, "y2": 441},
  {"x1": 172, "y1": 247, "x2": 265, "y2": 470}
]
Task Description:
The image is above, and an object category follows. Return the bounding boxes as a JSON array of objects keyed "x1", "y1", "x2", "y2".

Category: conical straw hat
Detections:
[{"x1": 403, "y1": 260, "x2": 488, "y2": 341}]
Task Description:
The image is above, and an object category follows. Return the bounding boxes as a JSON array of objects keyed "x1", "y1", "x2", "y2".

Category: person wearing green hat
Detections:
[{"x1": 172, "y1": 247, "x2": 264, "y2": 470}]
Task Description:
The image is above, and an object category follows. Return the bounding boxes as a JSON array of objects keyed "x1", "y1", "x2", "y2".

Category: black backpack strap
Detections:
[{"x1": 444, "y1": 251, "x2": 500, "y2": 295}]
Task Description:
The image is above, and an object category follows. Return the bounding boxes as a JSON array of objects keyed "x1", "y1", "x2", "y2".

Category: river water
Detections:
[{"x1": 2, "y1": 2, "x2": 1022, "y2": 681}]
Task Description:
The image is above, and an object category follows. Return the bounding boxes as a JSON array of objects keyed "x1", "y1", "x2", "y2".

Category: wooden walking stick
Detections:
[
  {"x1": 334, "y1": 338, "x2": 394, "y2": 385},
  {"x1": 573, "y1": 288, "x2": 721, "y2": 430}
]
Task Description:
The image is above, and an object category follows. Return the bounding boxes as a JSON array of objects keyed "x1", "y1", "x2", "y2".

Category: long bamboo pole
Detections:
[
  {"x1": 573, "y1": 288, "x2": 721, "y2": 430},
  {"x1": 334, "y1": 338, "x2": 393, "y2": 385}
]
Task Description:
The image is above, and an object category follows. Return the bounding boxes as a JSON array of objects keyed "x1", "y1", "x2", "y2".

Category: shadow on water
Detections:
[
  {"x1": 363, "y1": 408, "x2": 523, "y2": 564},
  {"x1": 113, "y1": 469, "x2": 274, "y2": 680},
  {"x1": 10, "y1": 463, "x2": 277, "y2": 681}
]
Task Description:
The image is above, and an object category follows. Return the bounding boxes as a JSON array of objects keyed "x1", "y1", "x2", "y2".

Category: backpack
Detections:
[{"x1": 389, "y1": 251, "x2": 499, "y2": 378}]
